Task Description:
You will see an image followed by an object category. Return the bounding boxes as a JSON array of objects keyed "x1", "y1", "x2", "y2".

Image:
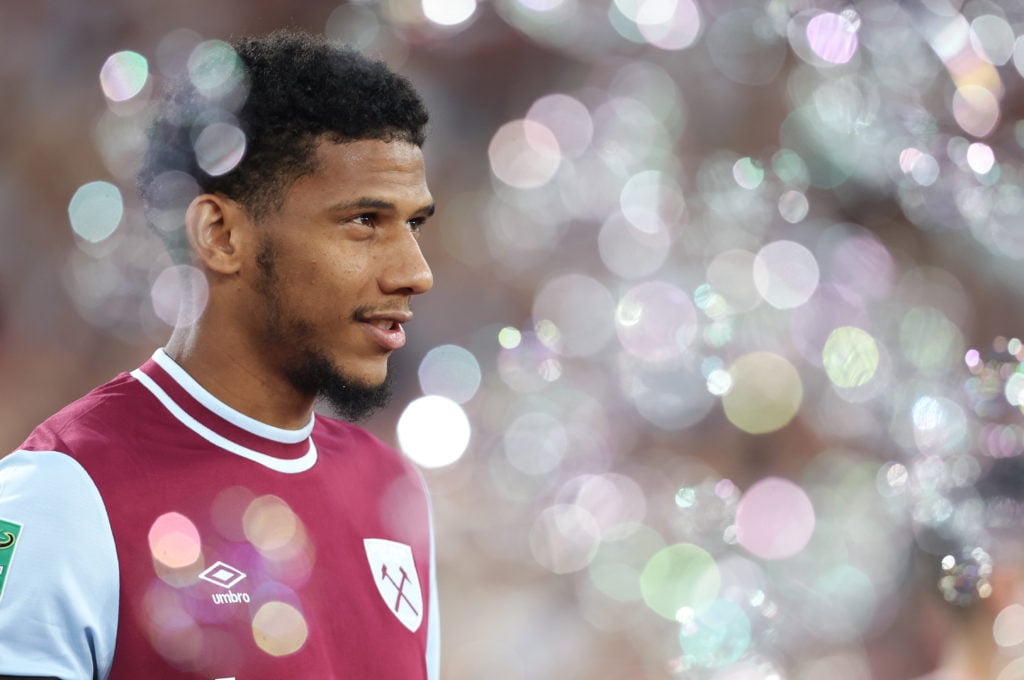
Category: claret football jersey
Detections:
[{"x1": 0, "y1": 349, "x2": 439, "y2": 679}]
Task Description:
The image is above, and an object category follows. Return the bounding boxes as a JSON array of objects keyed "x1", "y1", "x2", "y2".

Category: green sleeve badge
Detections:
[{"x1": 0, "y1": 518, "x2": 23, "y2": 604}]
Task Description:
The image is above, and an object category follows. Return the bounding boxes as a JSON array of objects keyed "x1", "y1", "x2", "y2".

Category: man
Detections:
[{"x1": 0, "y1": 31, "x2": 438, "y2": 679}]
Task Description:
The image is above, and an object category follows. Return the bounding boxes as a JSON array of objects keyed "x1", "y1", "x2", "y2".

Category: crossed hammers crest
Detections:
[{"x1": 380, "y1": 563, "x2": 419, "y2": 616}]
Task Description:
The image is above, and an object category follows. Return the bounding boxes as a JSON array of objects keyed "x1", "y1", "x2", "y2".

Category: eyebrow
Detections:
[{"x1": 331, "y1": 197, "x2": 436, "y2": 217}]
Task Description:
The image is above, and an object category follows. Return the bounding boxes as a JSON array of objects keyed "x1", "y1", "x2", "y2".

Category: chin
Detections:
[{"x1": 340, "y1": 361, "x2": 390, "y2": 390}]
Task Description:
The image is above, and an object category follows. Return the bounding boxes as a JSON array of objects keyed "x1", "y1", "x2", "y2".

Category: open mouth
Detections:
[
  {"x1": 367, "y1": 319, "x2": 398, "y2": 331},
  {"x1": 358, "y1": 316, "x2": 408, "y2": 351}
]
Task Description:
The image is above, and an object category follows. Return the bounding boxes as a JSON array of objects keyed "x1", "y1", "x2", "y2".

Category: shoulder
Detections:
[
  {"x1": 20, "y1": 371, "x2": 144, "y2": 452},
  {"x1": 0, "y1": 450, "x2": 118, "y2": 678},
  {"x1": 0, "y1": 449, "x2": 111, "y2": 523}
]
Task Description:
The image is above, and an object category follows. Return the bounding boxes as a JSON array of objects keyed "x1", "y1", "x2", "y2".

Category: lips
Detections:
[{"x1": 357, "y1": 310, "x2": 412, "y2": 351}]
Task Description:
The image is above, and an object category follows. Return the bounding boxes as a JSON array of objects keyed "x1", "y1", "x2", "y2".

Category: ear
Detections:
[{"x1": 184, "y1": 194, "x2": 248, "y2": 275}]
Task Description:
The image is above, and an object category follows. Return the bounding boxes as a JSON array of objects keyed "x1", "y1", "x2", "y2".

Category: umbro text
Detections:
[{"x1": 211, "y1": 590, "x2": 251, "y2": 604}]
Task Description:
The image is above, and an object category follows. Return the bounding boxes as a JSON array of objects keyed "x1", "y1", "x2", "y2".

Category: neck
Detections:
[{"x1": 165, "y1": 323, "x2": 316, "y2": 430}]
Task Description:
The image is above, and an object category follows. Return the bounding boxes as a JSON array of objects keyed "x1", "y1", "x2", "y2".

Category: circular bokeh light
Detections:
[
  {"x1": 678, "y1": 598, "x2": 752, "y2": 668},
  {"x1": 68, "y1": 181, "x2": 123, "y2": 243},
  {"x1": 422, "y1": 0, "x2": 477, "y2": 26},
  {"x1": 397, "y1": 396, "x2": 471, "y2": 468},
  {"x1": 488, "y1": 119, "x2": 562, "y2": 189},
  {"x1": 252, "y1": 601, "x2": 309, "y2": 657},
  {"x1": 615, "y1": 281, "x2": 698, "y2": 362},
  {"x1": 151, "y1": 265, "x2": 209, "y2": 328},
  {"x1": 194, "y1": 122, "x2": 246, "y2": 177},
  {"x1": 753, "y1": 240, "x2": 820, "y2": 309},
  {"x1": 735, "y1": 477, "x2": 815, "y2": 560},
  {"x1": 148, "y1": 512, "x2": 202, "y2": 569},
  {"x1": 100, "y1": 50, "x2": 149, "y2": 102},
  {"x1": 722, "y1": 352, "x2": 803, "y2": 434},
  {"x1": 822, "y1": 326, "x2": 880, "y2": 388},
  {"x1": 640, "y1": 543, "x2": 720, "y2": 620},
  {"x1": 418, "y1": 344, "x2": 482, "y2": 403}
]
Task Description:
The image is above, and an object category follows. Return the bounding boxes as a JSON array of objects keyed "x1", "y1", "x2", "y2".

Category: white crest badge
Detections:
[{"x1": 363, "y1": 538, "x2": 423, "y2": 633}]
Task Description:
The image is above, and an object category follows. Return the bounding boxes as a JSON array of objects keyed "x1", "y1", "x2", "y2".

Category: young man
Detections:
[{"x1": 0, "y1": 31, "x2": 438, "y2": 679}]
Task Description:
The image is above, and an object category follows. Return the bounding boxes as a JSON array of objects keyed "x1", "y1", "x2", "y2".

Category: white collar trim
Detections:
[
  {"x1": 128, "y1": 349, "x2": 318, "y2": 474},
  {"x1": 151, "y1": 348, "x2": 315, "y2": 443}
]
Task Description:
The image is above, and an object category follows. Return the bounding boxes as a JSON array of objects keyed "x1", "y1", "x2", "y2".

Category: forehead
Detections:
[{"x1": 285, "y1": 138, "x2": 431, "y2": 207}]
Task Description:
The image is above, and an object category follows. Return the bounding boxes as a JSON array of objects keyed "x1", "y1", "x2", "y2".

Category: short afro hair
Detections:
[{"x1": 138, "y1": 30, "x2": 429, "y2": 260}]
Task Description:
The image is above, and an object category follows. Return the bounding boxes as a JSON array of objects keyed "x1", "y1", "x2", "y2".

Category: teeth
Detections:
[{"x1": 372, "y1": 320, "x2": 393, "y2": 330}]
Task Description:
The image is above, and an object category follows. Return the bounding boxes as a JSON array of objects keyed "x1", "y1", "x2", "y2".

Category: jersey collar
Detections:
[{"x1": 130, "y1": 349, "x2": 318, "y2": 474}]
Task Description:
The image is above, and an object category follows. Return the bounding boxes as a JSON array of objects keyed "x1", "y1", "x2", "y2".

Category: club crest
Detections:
[{"x1": 363, "y1": 538, "x2": 423, "y2": 633}]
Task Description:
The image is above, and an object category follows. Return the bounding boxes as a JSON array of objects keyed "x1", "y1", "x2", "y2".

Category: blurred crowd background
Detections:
[{"x1": 5, "y1": 0, "x2": 1024, "y2": 677}]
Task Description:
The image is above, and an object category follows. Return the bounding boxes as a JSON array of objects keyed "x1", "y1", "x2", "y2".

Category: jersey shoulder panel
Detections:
[
  {"x1": 19, "y1": 371, "x2": 141, "y2": 454},
  {"x1": 0, "y1": 450, "x2": 119, "y2": 679}
]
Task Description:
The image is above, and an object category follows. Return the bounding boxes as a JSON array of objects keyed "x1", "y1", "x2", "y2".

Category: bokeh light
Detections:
[
  {"x1": 635, "y1": 0, "x2": 702, "y2": 51},
  {"x1": 150, "y1": 264, "x2": 209, "y2": 328},
  {"x1": 397, "y1": 395, "x2": 471, "y2": 468},
  {"x1": 68, "y1": 181, "x2": 123, "y2": 243},
  {"x1": 822, "y1": 327, "x2": 880, "y2": 389},
  {"x1": 526, "y1": 93, "x2": 592, "y2": 159},
  {"x1": 735, "y1": 477, "x2": 815, "y2": 560},
  {"x1": 418, "y1": 344, "x2": 481, "y2": 403},
  {"x1": 805, "y1": 11, "x2": 860, "y2": 65},
  {"x1": 422, "y1": 0, "x2": 477, "y2": 26},
  {"x1": 753, "y1": 240, "x2": 820, "y2": 310},
  {"x1": 193, "y1": 122, "x2": 246, "y2": 176},
  {"x1": 722, "y1": 352, "x2": 803, "y2": 434},
  {"x1": 187, "y1": 39, "x2": 244, "y2": 100},
  {"x1": 678, "y1": 598, "x2": 752, "y2": 668},
  {"x1": 488, "y1": 119, "x2": 561, "y2": 189},
  {"x1": 994, "y1": 604, "x2": 1024, "y2": 648},
  {"x1": 615, "y1": 281, "x2": 697, "y2": 362},
  {"x1": 640, "y1": 543, "x2": 720, "y2": 620},
  {"x1": 148, "y1": 511, "x2": 202, "y2": 569},
  {"x1": 251, "y1": 601, "x2": 309, "y2": 657},
  {"x1": 100, "y1": 51, "x2": 149, "y2": 102},
  {"x1": 243, "y1": 495, "x2": 303, "y2": 556}
]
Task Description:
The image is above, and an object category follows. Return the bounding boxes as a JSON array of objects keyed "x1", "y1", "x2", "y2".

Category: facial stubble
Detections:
[{"x1": 255, "y1": 238, "x2": 392, "y2": 422}]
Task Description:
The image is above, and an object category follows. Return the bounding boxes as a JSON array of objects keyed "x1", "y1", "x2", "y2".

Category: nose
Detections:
[{"x1": 381, "y1": 232, "x2": 433, "y2": 296}]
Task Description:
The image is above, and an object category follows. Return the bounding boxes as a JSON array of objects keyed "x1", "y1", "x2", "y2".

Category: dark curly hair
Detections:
[{"x1": 138, "y1": 30, "x2": 429, "y2": 260}]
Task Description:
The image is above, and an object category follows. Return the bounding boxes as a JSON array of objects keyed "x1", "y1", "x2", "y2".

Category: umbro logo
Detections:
[
  {"x1": 199, "y1": 560, "x2": 251, "y2": 604},
  {"x1": 199, "y1": 560, "x2": 246, "y2": 588}
]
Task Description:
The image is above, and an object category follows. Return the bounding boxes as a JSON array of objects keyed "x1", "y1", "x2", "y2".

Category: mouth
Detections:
[{"x1": 356, "y1": 310, "x2": 412, "y2": 352}]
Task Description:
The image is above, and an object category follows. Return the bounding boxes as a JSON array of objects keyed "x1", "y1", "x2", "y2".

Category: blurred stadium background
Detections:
[{"x1": 5, "y1": 0, "x2": 1024, "y2": 677}]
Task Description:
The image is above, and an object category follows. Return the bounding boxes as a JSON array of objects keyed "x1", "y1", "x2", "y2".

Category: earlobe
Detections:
[{"x1": 185, "y1": 194, "x2": 243, "y2": 275}]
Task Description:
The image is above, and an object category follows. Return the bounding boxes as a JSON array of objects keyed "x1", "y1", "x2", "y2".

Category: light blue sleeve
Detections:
[
  {"x1": 425, "y1": 494, "x2": 440, "y2": 680},
  {"x1": 0, "y1": 450, "x2": 119, "y2": 680}
]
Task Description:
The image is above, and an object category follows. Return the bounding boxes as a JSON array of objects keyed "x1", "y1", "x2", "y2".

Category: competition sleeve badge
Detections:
[
  {"x1": 0, "y1": 518, "x2": 22, "y2": 604},
  {"x1": 363, "y1": 538, "x2": 424, "y2": 633}
]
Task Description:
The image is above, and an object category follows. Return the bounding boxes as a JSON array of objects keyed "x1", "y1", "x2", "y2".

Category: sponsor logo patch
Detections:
[{"x1": 0, "y1": 518, "x2": 23, "y2": 605}]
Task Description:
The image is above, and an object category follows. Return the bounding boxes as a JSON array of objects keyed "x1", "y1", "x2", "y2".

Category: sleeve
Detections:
[
  {"x1": 425, "y1": 494, "x2": 440, "y2": 680},
  {"x1": 0, "y1": 450, "x2": 119, "y2": 680}
]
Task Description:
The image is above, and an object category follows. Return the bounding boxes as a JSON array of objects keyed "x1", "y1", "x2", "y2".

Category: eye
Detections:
[
  {"x1": 407, "y1": 217, "x2": 427, "y2": 234},
  {"x1": 351, "y1": 214, "x2": 376, "y2": 228}
]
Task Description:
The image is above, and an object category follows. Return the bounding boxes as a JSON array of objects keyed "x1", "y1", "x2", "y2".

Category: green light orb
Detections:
[{"x1": 822, "y1": 326, "x2": 880, "y2": 388}]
